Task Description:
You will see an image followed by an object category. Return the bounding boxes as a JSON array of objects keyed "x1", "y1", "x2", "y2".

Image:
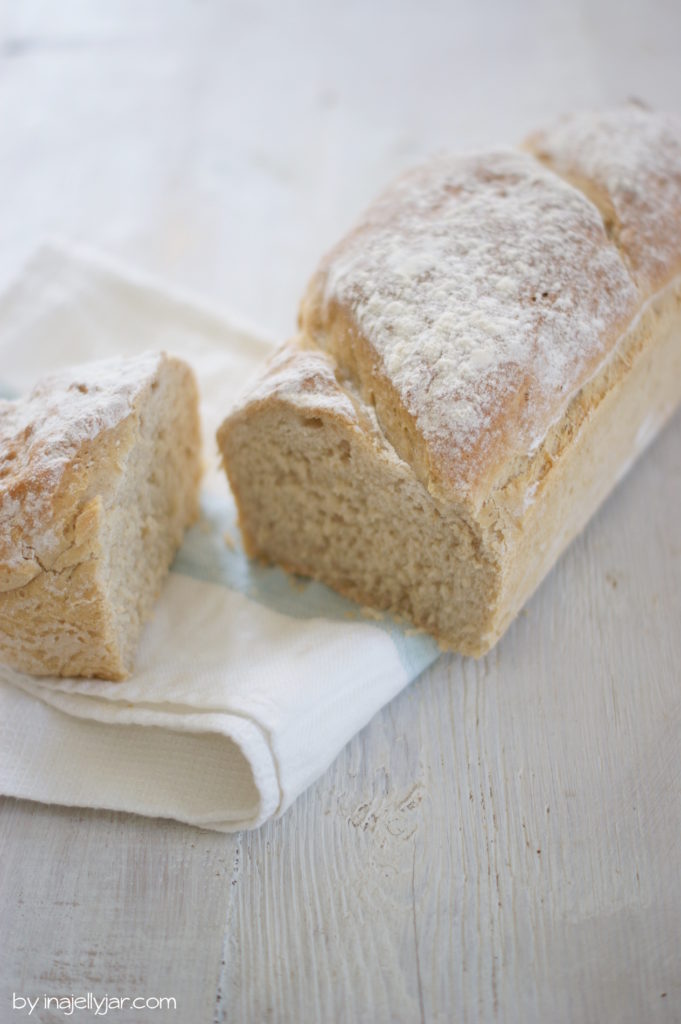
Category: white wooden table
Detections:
[{"x1": 1, "y1": 3, "x2": 680, "y2": 1021}]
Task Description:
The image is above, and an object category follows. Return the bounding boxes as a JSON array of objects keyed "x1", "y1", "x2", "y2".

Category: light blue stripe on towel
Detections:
[{"x1": 173, "y1": 490, "x2": 440, "y2": 679}]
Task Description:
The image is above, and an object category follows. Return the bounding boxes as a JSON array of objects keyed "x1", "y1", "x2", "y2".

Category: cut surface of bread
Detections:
[
  {"x1": 0, "y1": 351, "x2": 202, "y2": 679},
  {"x1": 218, "y1": 107, "x2": 681, "y2": 656}
]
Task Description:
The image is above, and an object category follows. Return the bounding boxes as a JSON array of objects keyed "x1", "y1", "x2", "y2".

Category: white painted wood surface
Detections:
[{"x1": 1, "y1": 2, "x2": 680, "y2": 1021}]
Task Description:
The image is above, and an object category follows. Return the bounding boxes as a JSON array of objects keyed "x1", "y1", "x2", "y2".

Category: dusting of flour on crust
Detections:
[
  {"x1": 320, "y1": 148, "x2": 640, "y2": 494},
  {"x1": 0, "y1": 352, "x2": 161, "y2": 576},
  {"x1": 528, "y1": 107, "x2": 681, "y2": 292}
]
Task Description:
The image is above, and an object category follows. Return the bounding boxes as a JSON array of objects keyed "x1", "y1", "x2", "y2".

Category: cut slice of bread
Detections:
[{"x1": 0, "y1": 351, "x2": 202, "y2": 680}]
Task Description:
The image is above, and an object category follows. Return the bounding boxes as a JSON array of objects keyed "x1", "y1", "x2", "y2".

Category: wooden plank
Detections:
[{"x1": 0, "y1": 799, "x2": 237, "y2": 1023}]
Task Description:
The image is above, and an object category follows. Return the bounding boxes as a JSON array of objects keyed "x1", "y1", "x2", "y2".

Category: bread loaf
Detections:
[
  {"x1": 218, "y1": 107, "x2": 681, "y2": 656},
  {"x1": 0, "y1": 352, "x2": 201, "y2": 679}
]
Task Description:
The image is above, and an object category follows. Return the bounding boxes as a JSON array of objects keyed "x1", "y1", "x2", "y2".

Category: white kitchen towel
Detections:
[{"x1": 0, "y1": 242, "x2": 440, "y2": 831}]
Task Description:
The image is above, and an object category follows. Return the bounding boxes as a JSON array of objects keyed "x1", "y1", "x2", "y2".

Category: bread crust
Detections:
[
  {"x1": 299, "y1": 149, "x2": 642, "y2": 508},
  {"x1": 524, "y1": 106, "x2": 681, "y2": 294}
]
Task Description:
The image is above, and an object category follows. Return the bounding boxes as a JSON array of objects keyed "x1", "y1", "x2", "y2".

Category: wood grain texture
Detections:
[
  {"x1": 1, "y1": 1, "x2": 681, "y2": 1022},
  {"x1": 0, "y1": 799, "x2": 237, "y2": 1023}
]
